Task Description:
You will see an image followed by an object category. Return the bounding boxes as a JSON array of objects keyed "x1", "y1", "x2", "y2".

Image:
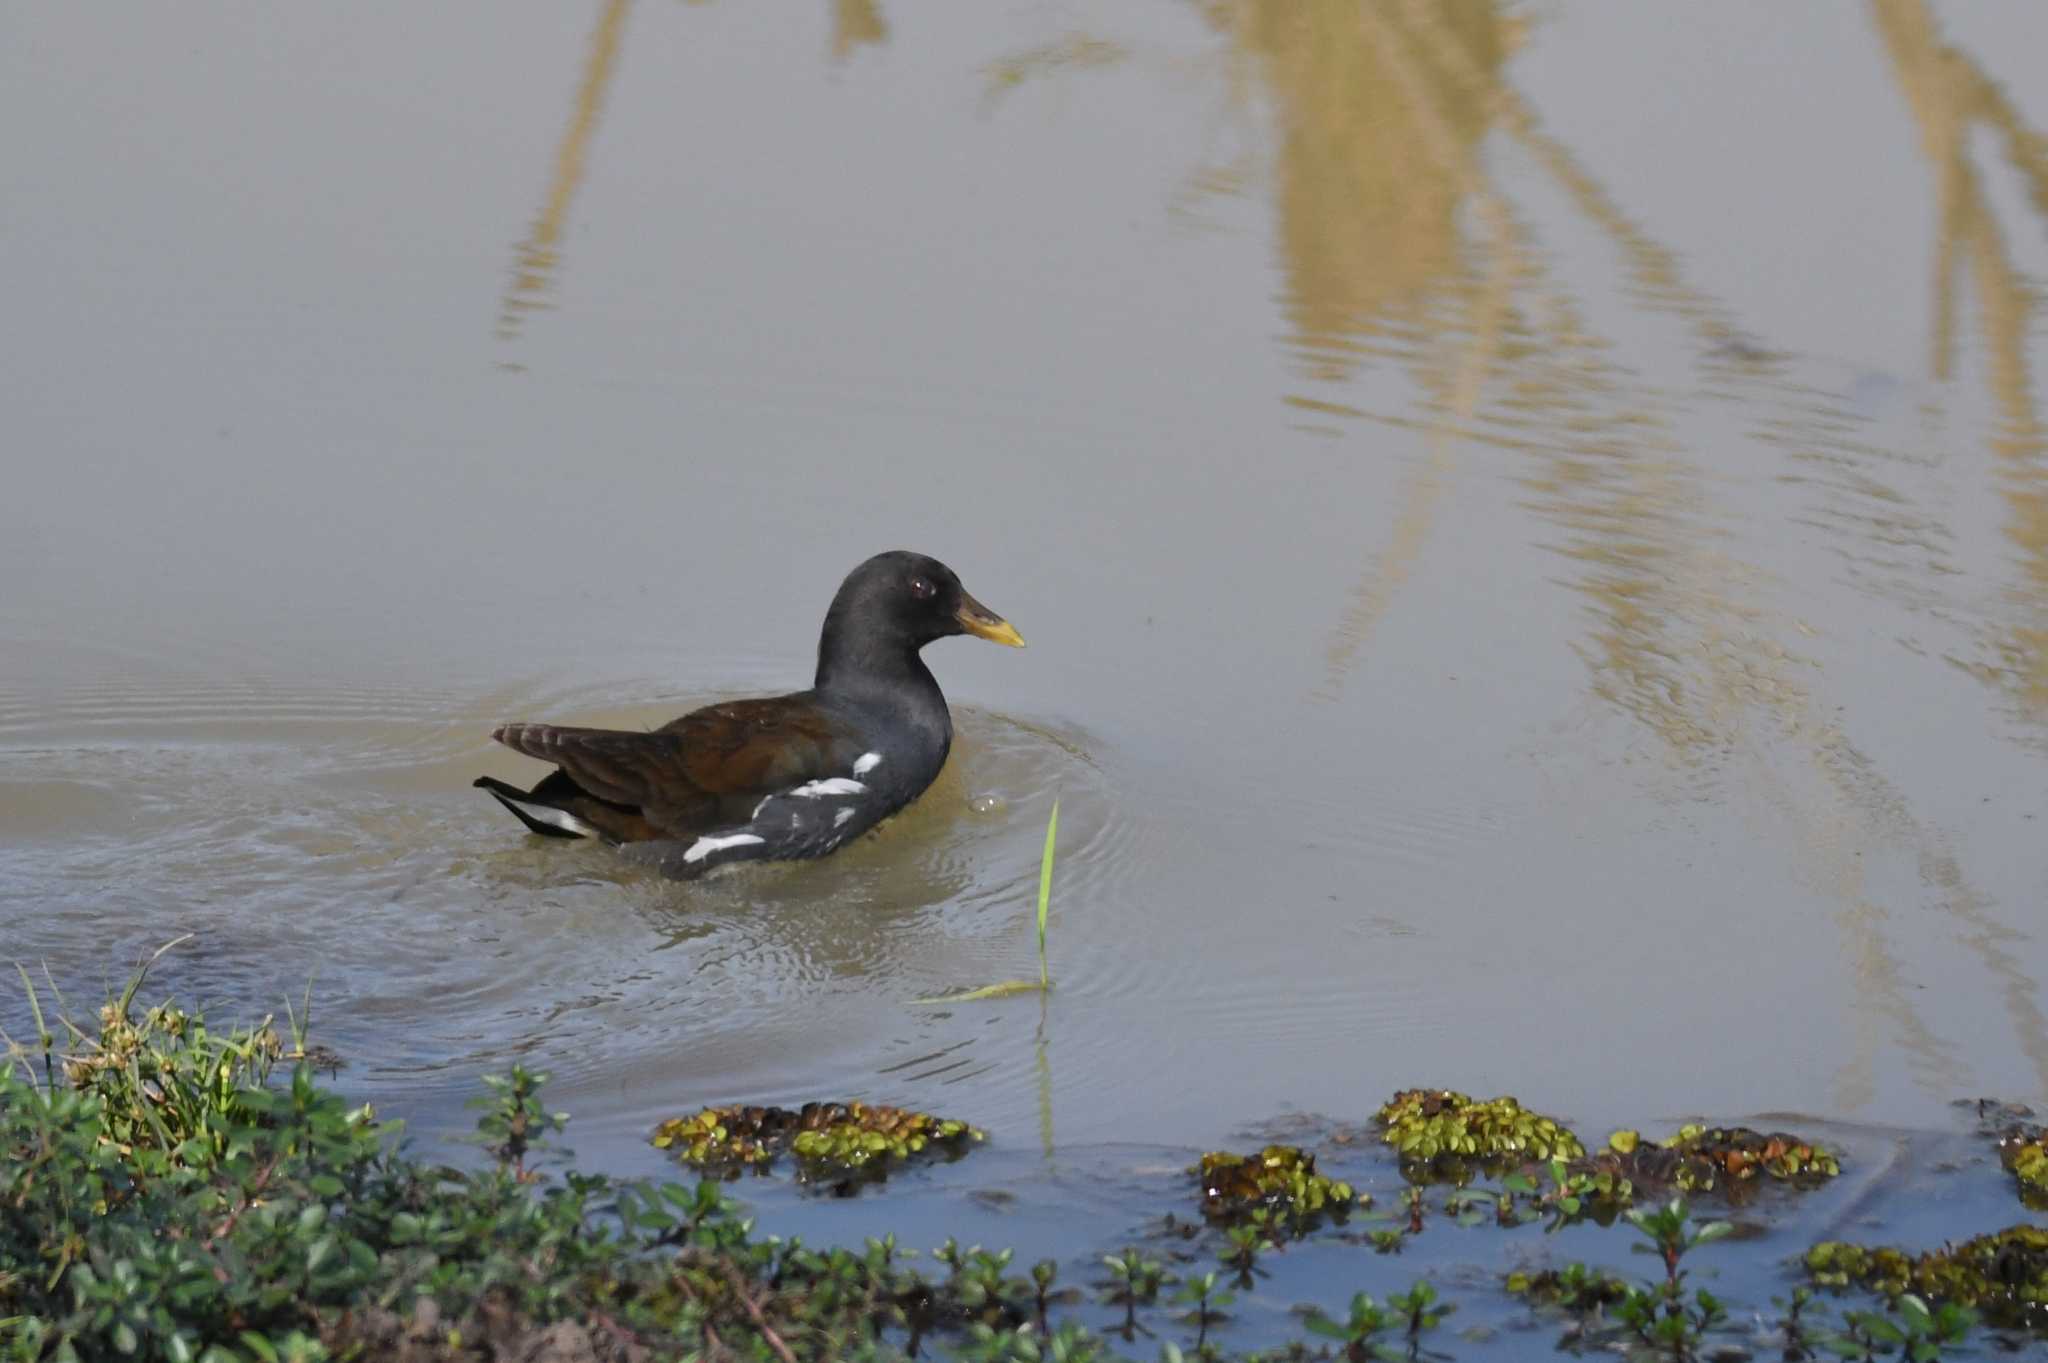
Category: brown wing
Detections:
[{"x1": 492, "y1": 695, "x2": 854, "y2": 838}]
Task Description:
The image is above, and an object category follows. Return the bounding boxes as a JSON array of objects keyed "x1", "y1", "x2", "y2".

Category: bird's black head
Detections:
[{"x1": 815, "y1": 550, "x2": 1023, "y2": 690}]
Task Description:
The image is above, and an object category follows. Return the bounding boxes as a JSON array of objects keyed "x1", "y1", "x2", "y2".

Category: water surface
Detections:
[{"x1": 5, "y1": 0, "x2": 2048, "y2": 1169}]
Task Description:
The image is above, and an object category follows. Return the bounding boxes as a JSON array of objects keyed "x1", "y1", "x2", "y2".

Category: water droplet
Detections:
[{"x1": 968, "y1": 793, "x2": 1005, "y2": 816}]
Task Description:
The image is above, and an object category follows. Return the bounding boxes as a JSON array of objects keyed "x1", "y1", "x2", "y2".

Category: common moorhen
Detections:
[{"x1": 474, "y1": 550, "x2": 1023, "y2": 878}]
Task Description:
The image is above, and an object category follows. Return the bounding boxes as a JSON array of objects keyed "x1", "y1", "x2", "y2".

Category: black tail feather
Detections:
[{"x1": 473, "y1": 776, "x2": 585, "y2": 839}]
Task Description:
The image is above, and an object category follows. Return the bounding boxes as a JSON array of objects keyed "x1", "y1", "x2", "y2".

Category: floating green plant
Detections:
[
  {"x1": 1498, "y1": 1158, "x2": 1635, "y2": 1227},
  {"x1": 1806, "y1": 1225, "x2": 2048, "y2": 1329},
  {"x1": 1591, "y1": 1123, "x2": 1840, "y2": 1193},
  {"x1": 1497, "y1": 1123, "x2": 1838, "y2": 1228},
  {"x1": 916, "y1": 798, "x2": 1058, "y2": 1003},
  {"x1": 1505, "y1": 1262, "x2": 1632, "y2": 1310},
  {"x1": 1195, "y1": 1144, "x2": 1357, "y2": 1230},
  {"x1": 1998, "y1": 1127, "x2": 2048, "y2": 1205},
  {"x1": 650, "y1": 1100, "x2": 984, "y2": 1185},
  {"x1": 1956, "y1": 1099, "x2": 2048, "y2": 1208},
  {"x1": 1377, "y1": 1089, "x2": 1586, "y2": 1170}
]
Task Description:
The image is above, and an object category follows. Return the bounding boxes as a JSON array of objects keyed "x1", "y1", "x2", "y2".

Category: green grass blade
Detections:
[
  {"x1": 9, "y1": 964, "x2": 52, "y2": 1087},
  {"x1": 913, "y1": 980, "x2": 1045, "y2": 1004},
  {"x1": 117, "y1": 933, "x2": 194, "y2": 1019},
  {"x1": 1037, "y1": 798, "x2": 1058, "y2": 988},
  {"x1": 910, "y1": 799, "x2": 1060, "y2": 1006},
  {"x1": 16, "y1": 964, "x2": 46, "y2": 1039}
]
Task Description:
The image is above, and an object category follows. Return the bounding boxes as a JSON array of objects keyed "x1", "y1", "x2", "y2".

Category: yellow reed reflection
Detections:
[
  {"x1": 1870, "y1": 0, "x2": 2048, "y2": 725},
  {"x1": 495, "y1": 0, "x2": 632, "y2": 351},
  {"x1": 832, "y1": 0, "x2": 888, "y2": 62},
  {"x1": 982, "y1": 33, "x2": 1129, "y2": 108},
  {"x1": 1183, "y1": 0, "x2": 2048, "y2": 1107}
]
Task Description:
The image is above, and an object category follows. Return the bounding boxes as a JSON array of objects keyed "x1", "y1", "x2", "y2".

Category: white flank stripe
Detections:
[
  {"x1": 790, "y1": 777, "x2": 866, "y2": 798},
  {"x1": 682, "y1": 832, "x2": 766, "y2": 864},
  {"x1": 833, "y1": 807, "x2": 855, "y2": 827},
  {"x1": 520, "y1": 802, "x2": 597, "y2": 838},
  {"x1": 852, "y1": 752, "x2": 882, "y2": 776}
]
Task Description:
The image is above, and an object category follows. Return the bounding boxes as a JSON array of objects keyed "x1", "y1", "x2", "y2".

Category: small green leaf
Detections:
[{"x1": 305, "y1": 1235, "x2": 337, "y2": 1274}]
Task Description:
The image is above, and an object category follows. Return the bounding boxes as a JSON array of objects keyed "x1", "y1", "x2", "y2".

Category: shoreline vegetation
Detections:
[{"x1": 4, "y1": 964, "x2": 2045, "y2": 1361}]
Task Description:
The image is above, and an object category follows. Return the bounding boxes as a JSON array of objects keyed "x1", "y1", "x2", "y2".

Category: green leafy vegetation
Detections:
[
  {"x1": 1375, "y1": 1089, "x2": 1585, "y2": 1170},
  {"x1": 1194, "y1": 1145, "x2": 1357, "y2": 1232},
  {"x1": 1807, "y1": 1225, "x2": 2048, "y2": 1329},
  {"x1": 1377, "y1": 1093, "x2": 1839, "y2": 1214},
  {"x1": 0, "y1": 964, "x2": 2025, "y2": 1361},
  {"x1": 649, "y1": 1100, "x2": 984, "y2": 1186},
  {"x1": 1592, "y1": 1123, "x2": 1840, "y2": 1193},
  {"x1": 1999, "y1": 1130, "x2": 2048, "y2": 1203}
]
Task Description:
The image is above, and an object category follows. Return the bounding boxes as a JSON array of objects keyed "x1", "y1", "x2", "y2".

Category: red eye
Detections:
[{"x1": 909, "y1": 576, "x2": 936, "y2": 600}]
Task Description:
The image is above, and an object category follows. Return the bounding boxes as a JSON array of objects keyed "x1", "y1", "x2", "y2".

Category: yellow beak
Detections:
[{"x1": 956, "y1": 592, "x2": 1025, "y2": 647}]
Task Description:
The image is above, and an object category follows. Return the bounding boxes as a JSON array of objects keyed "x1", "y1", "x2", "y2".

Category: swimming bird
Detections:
[{"x1": 474, "y1": 551, "x2": 1023, "y2": 879}]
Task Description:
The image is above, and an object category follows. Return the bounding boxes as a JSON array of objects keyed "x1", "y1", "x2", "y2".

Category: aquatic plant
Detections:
[
  {"x1": 1498, "y1": 1158, "x2": 1634, "y2": 1228},
  {"x1": 1600, "y1": 1123, "x2": 1840, "y2": 1191},
  {"x1": 0, "y1": 982, "x2": 1062, "y2": 1362},
  {"x1": 1375, "y1": 1088, "x2": 1585, "y2": 1170},
  {"x1": 1302, "y1": 1289, "x2": 1396, "y2": 1360},
  {"x1": 649, "y1": 1099, "x2": 983, "y2": 1185},
  {"x1": 1505, "y1": 1201, "x2": 1731, "y2": 1361},
  {"x1": 1388, "y1": 1279, "x2": 1455, "y2": 1348},
  {"x1": 1097, "y1": 1247, "x2": 1174, "y2": 1340},
  {"x1": 1996, "y1": 1127, "x2": 2048, "y2": 1205},
  {"x1": 1505, "y1": 1261, "x2": 1631, "y2": 1312},
  {"x1": 916, "y1": 798, "x2": 1060, "y2": 1003},
  {"x1": 1954, "y1": 1099, "x2": 2048, "y2": 1209},
  {"x1": 1495, "y1": 1124, "x2": 1838, "y2": 1227},
  {"x1": 0, "y1": 963, "x2": 2017, "y2": 1362},
  {"x1": 1168, "y1": 1270, "x2": 1234, "y2": 1353},
  {"x1": 1807, "y1": 1225, "x2": 2048, "y2": 1329},
  {"x1": 1617, "y1": 1199, "x2": 1733, "y2": 1360},
  {"x1": 1301, "y1": 1280, "x2": 1451, "y2": 1363},
  {"x1": 1513, "y1": 1261, "x2": 1725, "y2": 1359},
  {"x1": 1829, "y1": 1294, "x2": 1979, "y2": 1360},
  {"x1": 1626, "y1": 1196, "x2": 1733, "y2": 1287},
  {"x1": 1193, "y1": 1144, "x2": 1356, "y2": 1230},
  {"x1": 1217, "y1": 1219, "x2": 1276, "y2": 1286}
]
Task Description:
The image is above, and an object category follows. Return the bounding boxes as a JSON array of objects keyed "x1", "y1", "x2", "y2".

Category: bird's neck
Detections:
[
  {"x1": 816, "y1": 644, "x2": 953, "y2": 775},
  {"x1": 815, "y1": 635, "x2": 942, "y2": 707}
]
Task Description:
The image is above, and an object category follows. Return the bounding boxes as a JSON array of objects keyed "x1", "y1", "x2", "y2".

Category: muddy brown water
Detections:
[{"x1": 4, "y1": 3, "x2": 2047, "y2": 1174}]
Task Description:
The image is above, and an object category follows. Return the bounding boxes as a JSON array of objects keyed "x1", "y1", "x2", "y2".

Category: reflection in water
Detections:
[
  {"x1": 1186, "y1": 0, "x2": 2048, "y2": 1107},
  {"x1": 1314, "y1": 3, "x2": 1516, "y2": 698},
  {"x1": 981, "y1": 33, "x2": 1129, "y2": 109},
  {"x1": 1188, "y1": 2, "x2": 1515, "y2": 692},
  {"x1": 1869, "y1": 0, "x2": 2048, "y2": 726},
  {"x1": 1035, "y1": 995, "x2": 1054, "y2": 1164},
  {"x1": 831, "y1": 0, "x2": 888, "y2": 62},
  {"x1": 1217, "y1": 1, "x2": 1506, "y2": 387},
  {"x1": 495, "y1": 0, "x2": 632, "y2": 350}
]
